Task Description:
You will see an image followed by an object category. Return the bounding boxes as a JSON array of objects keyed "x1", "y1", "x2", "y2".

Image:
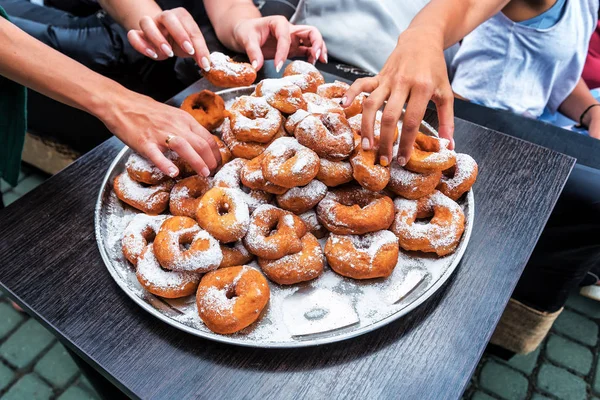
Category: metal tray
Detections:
[{"x1": 94, "y1": 87, "x2": 474, "y2": 348}]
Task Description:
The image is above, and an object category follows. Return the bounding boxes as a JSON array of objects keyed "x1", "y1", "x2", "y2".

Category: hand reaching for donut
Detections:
[{"x1": 341, "y1": 27, "x2": 455, "y2": 167}]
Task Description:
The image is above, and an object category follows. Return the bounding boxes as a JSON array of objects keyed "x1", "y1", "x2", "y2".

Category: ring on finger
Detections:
[{"x1": 165, "y1": 134, "x2": 177, "y2": 148}]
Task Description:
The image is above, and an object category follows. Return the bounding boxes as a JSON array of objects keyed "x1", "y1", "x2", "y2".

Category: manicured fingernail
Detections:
[
  {"x1": 252, "y1": 60, "x2": 258, "y2": 70},
  {"x1": 168, "y1": 167, "x2": 178, "y2": 177},
  {"x1": 201, "y1": 57, "x2": 211, "y2": 72},
  {"x1": 161, "y1": 43, "x2": 174, "y2": 57},
  {"x1": 276, "y1": 61, "x2": 283, "y2": 73},
  {"x1": 397, "y1": 156, "x2": 407, "y2": 166},
  {"x1": 182, "y1": 41, "x2": 194, "y2": 55},
  {"x1": 451, "y1": 138, "x2": 455, "y2": 149},
  {"x1": 380, "y1": 156, "x2": 389, "y2": 167},
  {"x1": 340, "y1": 96, "x2": 347, "y2": 107},
  {"x1": 201, "y1": 167, "x2": 210, "y2": 177},
  {"x1": 324, "y1": 52, "x2": 328, "y2": 63},
  {"x1": 315, "y1": 49, "x2": 321, "y2": 64},
  {"x1": 145, "y1": 48, "x2": 158, "y2": 59},
  {"x1": 362, "y1": 138, "x2": 370, "y2": 150}
]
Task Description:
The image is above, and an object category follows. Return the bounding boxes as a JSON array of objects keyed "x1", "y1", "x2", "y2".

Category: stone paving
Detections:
[{"x1": 2, "y1": 164, "x2": 600, "y2": 400}]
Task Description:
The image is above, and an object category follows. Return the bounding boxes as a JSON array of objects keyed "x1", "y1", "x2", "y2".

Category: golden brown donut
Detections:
[
  {"x1": 282, "y1": 60, "x2": 325, "y2": 93},
  {"x1": 436, "y1": 153, "x2": 478, "y2": 200},
  {"x1": 196, "y1": 266, "x2": 270, "y2": 334},
  {"x1": 275, "y1": 180, "x2": 328, "y2": 214},
  {"x1": 213, "y1": 135, "x2": 232, "y2": 165},
  {"x1": 220, "y1": 117, "x2": 285, "y2": 159},
  {"x1": 202, "y1": 52, "x2": 256, "y2": 88},
  {"x1": 136, "y1": 245, "x2": 200, "y2": 298},
  {"x1": 122, "y1": 214, "x2": 168, "y2": 266},
  {"x1": 113, "y1": 172, "x2": 174, "y2": 215},
  {"x1": 388, "y1": 163, "x2": 442, "y2": 200},
  {"x1": 298, "y1": 210, "x2": 328, "y2": 239},
  {"x1": 284, "y1": 109, "x2": 310, "y2": 134},
  {"x1": 391, "y1": 190, "x2": 465, "y2": 256},
  {"x1": 325, "y1": 231, "x2": 399, "y2": 279},
  {"x1": 316, "y1": 81, "x2": 366, "y2": 118},
  {"x1": 244, "y1": 205, "x2": 307, "y2": 259},
  {"x1": 255, "y1": 78, "x2": 307, "y2": 114},
  {"x1": 303, "y1": 93, "x2": 345, "y2": 115},
  {"x1": 316, "y1": 185, "x2": 395, "y2": 235},
  {"x1": 240, "y1": 155, "x2": 288, "y2": 195},
  {"x1": 316, "y1": 158, "x2": 354, "y2": 187},
  {"x1": 125, "y1": 151, "x2": 194, "y2": 184},
  {"x1": 405, "y1": 132, "x2": 456, "y2": 174},
  {"x1": 295, "y1": 112, "x2": 354, "y2": 160},
  {"x1": 258, "y1": 233, "x2": 324, "y2": 285},
  {"x1": 261, "y1": 137, "x2": 320, "y2": 188},
  {"x1": 196, "y1": 187, "x2": 250, "y2": 243},
  {"x1": 212, "y1": 158, "x2": 273, "y2": 211},
  {"x1": 350, "y1": 147, "x2": 391, "y2": 192},
  {"x1": 180, "y1": 90, "x2": 226, "y2": 131},
  {"x1": 169, "y1": 175, "x2": 212, "y2": 218},
  {"x1": 229, "y1": 96, "x2": 284, "y2": 143},
  {"x1": 219, "y1": 241, "x2": 254, "y2": 268},
  {"x1": 153, "y1": 216, "x2": 223, "y2": 272}
]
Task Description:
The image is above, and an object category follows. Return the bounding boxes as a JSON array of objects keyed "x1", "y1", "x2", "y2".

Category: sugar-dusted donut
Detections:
[
  {"x1": 229, "y1": 96, "x2": 283, "y2": 143},
  {"x1": 180, "y1": 90, "x2": 226, "y2": 131},
  {"x1": 295, "y1": 112, "x2": 354, "y2": 160},
  {"x1": 221, "y1": 117, "x2": 285, "y2": 159},
  {"x1": 275, "y1": 180, "x2": 327, "y2": 214},
  {"x1": 122, "y1": 214, "x2": 168, "y2": 265},
  {"x1": 202, "y1": 52, "x2": 256, "y2": 88},
  {"x1": 258, "y1": 233, "x2": 324, "y2": 285},
  {"x1": 316, "y1": 81, "x2": 366, "y2": 118},
  {"x1": 212, "y1": 135, "x2": 232, "y2": 165},
  {"x1": 213, "y1": 158, "x2": 272, "y2": 211},
  {"x1": 136, "y1": 245, "x2": 200, "y2": 298},
  {"x1": 281, "y1": 74, "x2": 320, "y2": 94},
  {"x1": 196, "y1": 187, "x2": 250, "y2": 243},
  {"x1": 153, "y1": 216, "x2": 222, "y2": 272},
  {"x1": 388, "y1": 163, "x2": 441, "y2": 200},
  {"x1": 244, "y1": 205, "x2": 307, "y2": 259},
  {"x1": 113, "y1": 172, "x2": 174, "y2": 215},
  {"x1": 350, "y1": 147, "x2": 390, "y2": 192},
  {"x1": 316, "y1": 185, "x2": 395, "y2": 235},
  {"x1": 219, "y1": 241, "x2": 254, "y2": 268},
  {"x1": 303, "y1": 93, "x2": 345, "y2": 115},
  {"x1": 125, "y1": 151, "x2": 193, "y2": 184},
  {"x1": 348, "y1": 112, "x2": 399, "y2": 145},
  {"x1": 282, "y1": 60, "x2": 325, "y2": 93},
  {"x1": 391, "y1": 190, "x2": 465, "y2": 256},
  {"x1": 284, "y1": 109, "x2": 310, "y2": 134},
  {"x1": 437, "y1": 153, "x2": 478, "y2": 200},
  {"x1": 255, "y1": 78, "x2": 307, "y2": 114},
  {"x1": 405, "y1": 132, "x2": 456, "y2": 174},
  {"x1": 196, "y1": 266, "x2": 270, "y2": 334},
  {"x1": 298, "y1": 210, "x2": 328, "y2": 239},
  {"x1": 261, "y1": 137, "x2": 320, "y2": 188},
  {"x1": 240, "y1": 155, "x2": 288, "y2": 195},
  {"x1": 316, "y1": 158, "x2": 354, "y2": 187},
  {"x1": 325, "y1": 231, "x2": 399, "y2": 279},
  {"x1": 169, "y1": 175, "x2": 212, "y2": 219}
]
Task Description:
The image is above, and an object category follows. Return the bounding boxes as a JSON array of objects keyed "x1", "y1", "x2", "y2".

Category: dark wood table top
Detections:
[{"x1": 0, "y1": 65, "x2": 575, "y2": 400}]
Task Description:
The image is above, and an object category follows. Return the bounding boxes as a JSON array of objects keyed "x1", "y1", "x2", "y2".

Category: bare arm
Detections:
[
  {"x1": 559, "y1": 78, "x2": 600, "y2": 139},
  {"x1": 97, "y1": 0, "x2": 162, "y2": 31},
  {"x1": 204, "y1": 0, "x2": 261, "y2": 52}
]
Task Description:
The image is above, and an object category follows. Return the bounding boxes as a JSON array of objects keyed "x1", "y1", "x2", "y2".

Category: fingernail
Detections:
[
  {"x1": 380, "y1": 156, "x2": 389, "y2": 167},
  {"x1": 397, "y1": 156, "x2": 407, "y2": 166},
  {"x1": 324, "y1": 52, "x2": 328, "y2": 63},
  {"x1": 168, "y1": 167, "x2": 179, "y2": 177},
  {"x1": 201, "y1": 167, "x2": 210, "y2": 177},
  {"x1": 315, "y1": 49, "x2": 321, "y2": 64},
  {"x1": 340, "y1": 96, "x2": 347, "y2": 107},
  {"x1": 183, "y1": 41, "x2": 194, "y2": 55},
  {"x1": 145, "y1": 48, "x2": 158, "y2": 59},
  {"x1": 361, "y1": 138, "x2": 370, "y2": 150},
  {"x1": 451, "y1": 138, "x2": 455, "y2": 149},
  {"x1": 201, "y1": 57, "x2": 211, "y2": 72},
  {"x1": 276, "y1": 61, "x2": 283, "y2": 73},
  {"x1": 252, "y1": 60, "x2": 258, "y2": 70},
  {"x1": 161, "y1": 43, "x2": 174, "y2": 57}
]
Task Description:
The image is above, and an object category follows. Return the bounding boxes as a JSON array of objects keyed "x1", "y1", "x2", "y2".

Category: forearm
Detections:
[
  {"x1": 204, "y1": 0, "x2": 260, "y2": 52},
  {"x1": 559, "y1": 78, "x2": 600, "y2": 125},
  {"x1": 98, "y1": 0, "x2": 162, "y2": 31}
]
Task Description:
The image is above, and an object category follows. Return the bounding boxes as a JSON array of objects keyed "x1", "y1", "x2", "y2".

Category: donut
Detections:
[
  {"x1": 153, "y1": 216, "x2": 223, "y2": 272},
  {"x1": 284, "y1": 109, "x2": 310, "y2": 134},
  {"x1": 180, "y1": 90, "x2": 226, "y2": 131},
  {"x1": 316, "y1": 81, "x2": 366, "y2": 118},
  {"x1": 136, "y1": 245, "x2": 200, "y2": 298},
  {"x1": 316, "y1": 158, "x2": 354, "y2": 187},
  {"x1": 169, "y1": 175, "x2": 212, "y2": 219},
  {"x1": 113, "y1": 172, "x2": 174, "y2": 215},
  {"x1": 303, "y1": 93, "x2": 345, "y2": 115},
  {"x1": 261, "y1": 137, "x2": 320, "y2": 188},
  {"x1": 348, "y1": 112, "x2": 399, "y2": 145},
  {"x1": 275, "y1": 180, "x2": 327, "y2": 214},
  {"x1": 240, "y1": 155, "x2": 288, "y2": 195},
  {"x1": 282, "y1": 60, "x2": 325, "y2": 92},
  {"x1": 295, "y1": 113, "x2": 354, "y2": 160},
  {"x1": 244, "y1": 205, "x2": 307, "y2": 259},
  {"x1": 125, "y1": 151, "x2": 193, "y2": 184},
  {"x1": 298, "y1": 210, "x2": 328, "y2": 239},
  {"x1": 405, "y1": 132, "x2": 456, "y2": 174},
  {"x1": 350, "y1": 147, "x2": 391, "y2": 192},
  {"x1": 316, "y1": 185, "x2": 395, "y2": 235},
  {"x1": 202, "y1": 52, "x2": 256, "y2": 88},
  {"x1": 122, "y1": 214, "x2": 168, "y2": 265},
  {"x1": 221, "y1": 117, "x2": 285, "y2": 159},
  {"x1": 281, "y1": 74, "x2": 321, "y2": 94},
  {"x1": 220, "y1": 241, "x2": 254, "y2": 268},
  {"x1": 196, "y1": 266, "x2": 270, "y2": 334},
  {"x1": 436, "y1": 153, "x2": 478, "y2": 200},
  {"x1": 229, "y1": 96, "x2": 283, "y2": 143},
  {"x1": 391, "y1": 190, "x2": 465, "y2": 256},
  {"x1": 213, "y1": 158, "x2": 273, "y2": 211},
  {"x1": 258, "y1": 233, "x2": 324, "y2": 285},
  {"x1": 213, "y1": 135, "x2": 232, "y2": 165},
  {"x1": 388, "y1": 163, "x2": 442, "y2": 200},
  {"x1": 255, "y1": 78, "x2": 307, "y2": 114},
  {"x1": 324, "y1": 231, "x2": 399, "y2": 279},
  {"x1": 196, "y1": 187, "x2": 250, "y2": 243}
]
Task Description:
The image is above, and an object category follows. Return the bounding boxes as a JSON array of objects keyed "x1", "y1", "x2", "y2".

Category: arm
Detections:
[
  {"x1": 344, "y1": 0, "x2": 510, "y2": 167},
  {"x1": 97, "y1": 0, "x2": 161, "y2": 31},
  {"x1": 204, "y1": 0, "x2": 260, "y2": 52},
  {"x1": 559, "y1": 78, "x2": 600, "y2": 139},
  {"x1": 0, "y1": 17, "x2": 221, "y2": 177}
]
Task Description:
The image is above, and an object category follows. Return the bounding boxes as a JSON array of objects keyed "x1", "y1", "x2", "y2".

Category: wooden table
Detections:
[{"x1": 0, "y1": 67, "x2": 575, "y2": 400}]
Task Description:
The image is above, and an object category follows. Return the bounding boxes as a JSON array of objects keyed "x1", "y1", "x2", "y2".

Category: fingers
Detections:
[
  {"x1": 432, "y1": 85, "x2": 455, "y2": 149},
  {"x1": 187, "y1": 125, "x2": 220, "y2": 171},
  {"x1": 291, "y1": 25, "x2": 326, "y2": 64},
  {"x1": 159, "y1": 11, "x2": 194, "y2": 56},
  {"x1": 127, "y1": 30, "x2": 160, "y2": 60},
  {"x1": 269, "y1": 16, "x2": 291, "y2": 72},
  {"x1": 342, "y1": 77, "x2": 379, "y2": 107},
  {"x1": 193, "y1": 126, "x2": 223, "y2": 166},
  {"x1": 379, "y1": 89, "x2": 409, "y2": 166},
  {"x1": 165, "y1": 135, "x2": 211, "y2": 177},
  {"x1": 139, "y1": 16, "x2": 174, "y2": 58},
  {"x1": 173, "y1": 8, "x2": 211, "y2": 70},
  {"x1": 243, "y1": 35, "x2": 264, "y2": 70},
  {"x1": 144, "y1": 145, "x2": 179, "y2": 178},
  {"x1": 398, "y1": 87, "x2": 433, "y2": 166},
  {"x1": 360, "y1": 86, "x2": 389, "y2": 151}
]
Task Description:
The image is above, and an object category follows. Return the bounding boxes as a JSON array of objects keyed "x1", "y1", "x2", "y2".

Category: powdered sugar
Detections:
[
  {"x1": 286, "y1": 60, "x2": 319, "y2": 75},
  {"x1": 277, "y1": 180, "x2": 327, "y2": 205},
  {"x1": 137, "y1": 245, "x2": 200, "y2": 289},
  {"x1": 122, "y1": 214, "x2": 168, "y2": 261},
  {"x1": 114, "y1": 172, "x2": 168, "y2": 208},
  {"x1": 210, "y1": 52, "x2": 251, "y2": 77},
  {"x1": 330, "y1": 231, "x2": 398, "y2": 263},
  {"x1": 164, "y1": 228, "x2": 223, "y2": 272},
  {"x1": 441, "y1": 153, "x2": 477, "y2": 189}
]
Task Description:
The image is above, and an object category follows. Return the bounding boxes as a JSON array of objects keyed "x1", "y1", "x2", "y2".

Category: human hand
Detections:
[
  {"x1": 585, "y1": 107, "x2": 600, "y2": 140},
  {"x1": 127, "y1": 7, "x2": 213, "y2": 71},
  {"x1": 233, "y1": 16, "x2": 327, "y2": 72},
  {"x1": 341, "y1": 27, "x2": 455, "y2": 167},
  {"x1": 101, "y1": 91, "x2": 221, "y2": 178}
]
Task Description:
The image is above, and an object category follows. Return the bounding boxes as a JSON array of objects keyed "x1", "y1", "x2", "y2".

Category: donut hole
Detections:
[
  {"x1": 178, "y1": 236, "x2": 194, "y2": 252},
  {"x1": 217, "y1": 201, "x2": 231, "y2": 216},
  {"x1": 191, "y1": 100, "x2": 209, "y2": 113},
  {"x1": 415, "y1": 216, "x2": 434, "y2": 225},
  {"x1": 241, "y1": 107, "x2": 267, "y2": 120},
  {"x1": 225, "y1": 284, "x2": 238, "y2": 299},
  {"x1": 443, "y1": 165, "x2": 457, "y2": 178}
]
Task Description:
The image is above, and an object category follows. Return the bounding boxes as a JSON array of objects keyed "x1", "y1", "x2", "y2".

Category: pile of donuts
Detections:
[{"x1": 112, "y1": 55, "x2": 478, "y2": 335}]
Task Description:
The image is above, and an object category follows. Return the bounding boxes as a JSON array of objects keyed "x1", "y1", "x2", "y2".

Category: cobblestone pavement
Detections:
[{"x1": 2, "y1": 165, "x2": 599, "y2": 400}]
